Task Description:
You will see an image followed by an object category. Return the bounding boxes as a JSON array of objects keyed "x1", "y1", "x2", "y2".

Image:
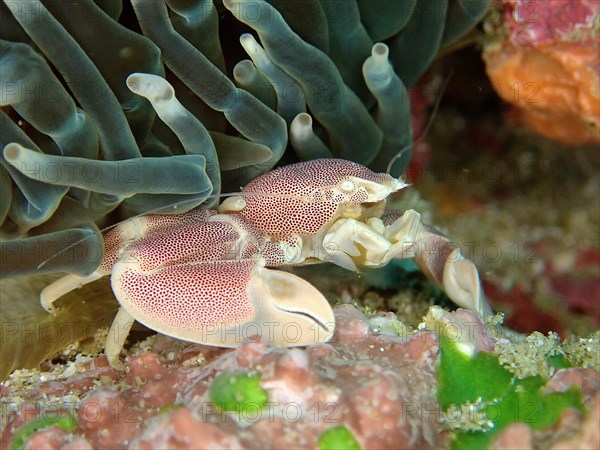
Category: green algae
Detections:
[
  {"x1": 157, "y1": 402, "x2": 185, "y2": 415},
  {"x1": 438, "y1": 334, "x2": 585, "y2": 450},
  {"x1": 209, "y1": 372, "x2": 268, "y2": 414},
  {"x1": 318, "y1": 425, "x2": 362, "y2": 450},
  {"x1": 10, "y1": 413, "x2": 78, "y2": 450}
]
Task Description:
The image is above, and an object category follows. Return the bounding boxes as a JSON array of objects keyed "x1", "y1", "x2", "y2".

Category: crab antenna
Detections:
[{"x1": 385, "y1": 70, "x2": 453, "y2": 178}]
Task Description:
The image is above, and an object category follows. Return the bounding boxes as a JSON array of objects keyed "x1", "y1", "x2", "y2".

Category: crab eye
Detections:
[{"x1": 340, "y1": 180, "x2": 355, "y2": 192}]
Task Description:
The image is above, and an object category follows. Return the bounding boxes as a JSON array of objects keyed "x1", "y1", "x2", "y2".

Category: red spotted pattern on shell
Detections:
[
  {"x1": 100, "y1": 226, "x2": 125, "y2": 273},
  {"x1": 123, "y1": 220, "x2": 239, "y2": 272},
  {"x1": 118, "y1": 260, "x2": 257, "y2": 328},
  {"x1": 99, "y1": 210, "x2": 215, "y2": 273},
  {"x1": 239, "y1": 159, "x2": 394, "y2": 237},
  {"x1": 144, "y1": 209, "x2": 214, "y2": 232},
  {"x1": 260, "y1": 235, "x2": 303, "y2": 266}
]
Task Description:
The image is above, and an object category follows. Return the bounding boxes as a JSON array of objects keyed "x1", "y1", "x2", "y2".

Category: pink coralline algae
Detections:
[
  {"x1": 499, "y1": 0, "x2": 599, "y2": 47},
  {"x1": 483, "y1": 0, "x2": 600, "y2": 146},
  {"x1": 1, "y1": 305, "x2": 443, "y2": 450},
  {"x1": 1, "y1": 305, "x2": 598, "y2": 449}
]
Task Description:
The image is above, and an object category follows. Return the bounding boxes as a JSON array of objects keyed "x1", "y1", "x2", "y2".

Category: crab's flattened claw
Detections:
[
  {"x1": 99, "y1": 209, "x2": 214, "y2": 273},
  {"x1": 249, "y1": 263, "x2": 335, "y2": 345},
  {"x1": 111, "y1": 256, "x2": 334, "y2": 348},
  {"x1": 39, "y1": 210, "x2": 214, "y2": 313}
]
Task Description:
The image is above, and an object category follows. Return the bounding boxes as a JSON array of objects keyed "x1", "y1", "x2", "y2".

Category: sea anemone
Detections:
[{"x1": 0, "y1": 0, "x2": 489, "y2": 278}]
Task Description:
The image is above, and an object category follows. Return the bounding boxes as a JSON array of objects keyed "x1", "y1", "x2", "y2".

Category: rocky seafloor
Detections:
[{"x1": 1, "y1": 304, "x2": 599, "y2": 450}]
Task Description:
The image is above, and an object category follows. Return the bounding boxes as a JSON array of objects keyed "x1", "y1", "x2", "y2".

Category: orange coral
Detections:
[
  {"x1": 483, "y1": 0, "x2": 599, "y2": 146},
  {"x1": 484, "y1": 40, "x2": 599, "y2": 146}
]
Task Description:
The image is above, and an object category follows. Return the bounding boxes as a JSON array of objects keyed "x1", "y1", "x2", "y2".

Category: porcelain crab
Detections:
[{"x1": 40, "y1": 159, "x2": 492, "y2": 366}]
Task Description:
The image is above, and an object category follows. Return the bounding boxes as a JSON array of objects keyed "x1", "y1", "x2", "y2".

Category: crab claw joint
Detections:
[{"x1": 110, "y1": 255, "x2": 335, "y2": 349}]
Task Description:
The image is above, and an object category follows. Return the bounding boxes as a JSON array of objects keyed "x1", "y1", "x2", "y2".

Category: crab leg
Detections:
[
  {"x1": 40, "y1": 272, "x2": 106, "y2": 313},
  {"x1": 105, "y1": 307, "x2": 135, "y2": 368},
  {"x1": 383, "y1": 212, "x2": 493, "y2": 318}
]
